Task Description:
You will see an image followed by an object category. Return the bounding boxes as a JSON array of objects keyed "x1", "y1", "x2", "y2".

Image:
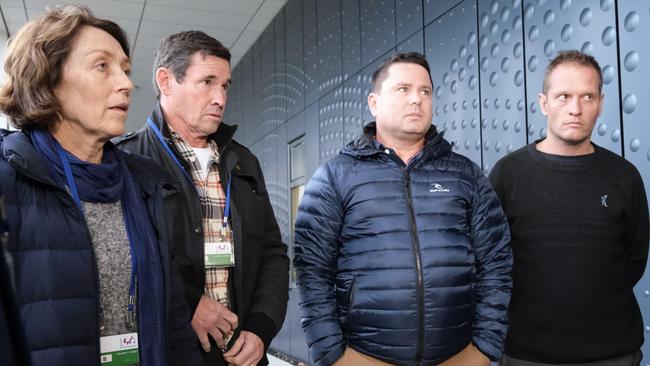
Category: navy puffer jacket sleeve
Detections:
[
  {"x1": 468, "y1": 168, "x2": 513, "y2": 360},
  {"x1": 294, "y1": 162, "x2": 345, "y2": 366}
]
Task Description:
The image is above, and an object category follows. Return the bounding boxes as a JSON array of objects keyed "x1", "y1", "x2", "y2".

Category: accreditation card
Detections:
[
  {"x1": 204, "y1": 218, "x2": 235, "y2": 268},
  {"x1": 100, "y1": 333, "x2": 139, "y2": 365}
]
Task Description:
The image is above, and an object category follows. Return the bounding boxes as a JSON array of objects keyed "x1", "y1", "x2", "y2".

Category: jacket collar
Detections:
[
  {"x1": 341, "y1": 122, "x2": 452, "y2": 161},
  {"x1": 2, "y1": 129, "x2": 172, "y2": 197},
  {"x1": 1, "y1": 130, "x2": 58, "y2": 187},
  {"x1": 121, "y1": 151, "x2": 178, "y2": 197},
  {"x1": 148, "y1": 102, "x2": 238, "y2": 151}
]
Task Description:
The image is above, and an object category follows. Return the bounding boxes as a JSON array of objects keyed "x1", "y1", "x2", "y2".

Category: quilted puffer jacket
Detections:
[
  {"x1": 294, "y1": 123, "x2": 512, "y2": 366},
  {"x1": 0, "y1": 130, "x2": 200, "y2": 366}
]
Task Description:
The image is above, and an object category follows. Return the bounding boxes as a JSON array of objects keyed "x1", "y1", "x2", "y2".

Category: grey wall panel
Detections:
[
  {"x1": 618, "y1": 3, "x2": 650, "y2": 360},
  {"x1": 226, "y1": 65, "x2": 243, "y2": 141},
  {"x1": 287, "y1": 111, "x2": 306, "y2": 143},
  {"x1": 264, "y1": 130, "x2": 279, "y2": 228},
  {"x1": 396, "y1": 29, "x2": 424, "y2": 54},
  {"x1": 261, "y1": 26, "x2": 277, "y2": 135},
  {"x1": 618, "y1": 0, "x2": 650, "y2": 195},
  {"x1": 240, "y1": 52, "x2": 257, "y2": 145},
  {"x1": 304, "y1": 101, "x2": 321, "y2": 180},
  {"x1": 522, "y1": 0, "x2": 621, "y2": 154},
  {"x1": 275, "y1": 10, "x2": 288, "y2": 125},
  {"x1": 259, "y1": 132, "x2": 277, "y2": 185},
  {"x1": 253, "y1": 40, "x2": 264, "y2": 142},
  {"x1": 424, "y1": 0, "x2": 463, "y2": 25},
  {"x1": 303, "y1": 0, "x2": 320, "y2": 107},
  {"x1": 360, "y1": 0, "x2": 396, "y2": 66},
  {"x1": 275, "y1": 125, "x2": 290, "y2": 245},
  {"x1": 426, "y1": 0, "x2": 481, "y2": 166},
  {"x1": 361, "y1": 50, "x2": 395, "y2": 125},
  {"x1": 285, "y1": 0, "x2": 305, "y2": 119},
  {"x1": 318, "y1": 0, "x2": 343, "y2": 98},
  {"x1": 478, "y1": 0, "x2": 526, "y2": 172},
  {"x1": 343, "y1": 73, "x2": 364, "y2": 143},
  {"x1": 319, "y1": 86, "x2": 345, "y2": 163},
  {"x1": 342, "y1": 0, "x2": 362, "y2": 79},
  {"x1": 396, "y1": 0, "x2": 423, "y2": 44}
]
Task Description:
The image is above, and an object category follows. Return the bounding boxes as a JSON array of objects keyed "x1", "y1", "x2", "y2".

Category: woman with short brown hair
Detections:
[
  {"x1": 0, "y1": 5, "x2": 200, "y2": 365},
  {"x1": 0, "y1": 5, "x2": 129, "y2": 130}
]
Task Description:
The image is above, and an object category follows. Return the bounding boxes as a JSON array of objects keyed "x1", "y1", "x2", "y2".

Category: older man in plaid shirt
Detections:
[{"x1": 116, "y1": 31, "x2": 289, "y2": 366}]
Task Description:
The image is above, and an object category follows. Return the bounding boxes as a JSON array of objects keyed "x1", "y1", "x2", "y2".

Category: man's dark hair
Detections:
[
  {"x1": 152, "y1": 30, "x2": 231, "y2": 99},
  {"x1": 543, "y1": 50, "x2": 602, "y2": 94},
  {"x1": 371, "y1": 52, "x2": 432, "y2": 93}
]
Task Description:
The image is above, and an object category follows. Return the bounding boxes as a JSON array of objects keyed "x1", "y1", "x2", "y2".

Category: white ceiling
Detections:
[{"x1": 0, "y1": 0, "x2": 287, "y2": 131}]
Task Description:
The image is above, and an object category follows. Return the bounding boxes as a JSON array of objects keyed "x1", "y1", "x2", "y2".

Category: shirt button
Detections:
[
  {"x1": 384, "y1": 149, "x2": 390, "y2": 154},
  {"x1": 194, "y1": 227, "x2": 201, "y2": 234}
]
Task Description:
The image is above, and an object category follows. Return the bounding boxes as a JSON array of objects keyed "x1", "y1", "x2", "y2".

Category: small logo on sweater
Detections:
[
  {"x1": 429, "y1": 183, "x2": 450, "y2": 193},
  {"x1": 601, "y1": 194, "x2": 608, "y2": 207}
]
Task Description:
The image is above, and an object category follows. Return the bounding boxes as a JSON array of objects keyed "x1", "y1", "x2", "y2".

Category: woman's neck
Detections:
[{"x1": 50, "y1": 121, "x2": 105, "y2": 164}]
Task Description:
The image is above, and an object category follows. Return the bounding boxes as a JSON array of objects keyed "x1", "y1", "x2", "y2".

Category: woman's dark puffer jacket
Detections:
[{"x1": 0, "y1": 130, "x2": 200, "y2": 366}]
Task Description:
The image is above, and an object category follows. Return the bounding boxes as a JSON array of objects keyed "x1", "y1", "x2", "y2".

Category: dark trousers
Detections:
[{"x1": 500, "y1": 350, "x2": 642, "y2": 366}]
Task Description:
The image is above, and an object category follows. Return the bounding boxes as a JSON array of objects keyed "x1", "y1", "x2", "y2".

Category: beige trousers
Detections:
[
  {"x1": 333, "y1": 344, "x2": 490, "y2": 366},
  {"x1": 333, "y1": 347, "x2": 393, "y2": 366}
]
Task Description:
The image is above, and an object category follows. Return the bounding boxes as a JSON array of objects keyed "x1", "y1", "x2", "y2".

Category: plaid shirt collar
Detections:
[{"x1": 167, "y1": 128, "x2": 221, "y2": 172}]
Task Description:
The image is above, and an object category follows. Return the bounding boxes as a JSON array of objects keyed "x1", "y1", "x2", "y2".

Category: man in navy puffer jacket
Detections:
[{"x1": 294, "y1": 52, "x2": 513, "y2": 366}]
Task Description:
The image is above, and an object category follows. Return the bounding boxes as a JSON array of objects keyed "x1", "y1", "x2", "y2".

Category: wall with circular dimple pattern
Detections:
[
  {"x1": 619, "y1": 1, "x2": 650, "y2": 203},
  {"x1": 426, "y1": 4, "x2": 482, "y2": 164},
  {"x1": 223, "y1": 0, "x2": 650, "y2": 364},
  {"x1": 477, "y1": 0, "x2": 527, "y2": 171}
]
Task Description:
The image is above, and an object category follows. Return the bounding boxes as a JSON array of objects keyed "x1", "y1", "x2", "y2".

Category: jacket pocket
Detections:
[
  {"x1": 343, "y1": 278, "x2": 357, "y2": 337},
  {"x1": 232, "y1": 171, "x2": 267, "y2": 195},
  {"x1": 346, "y1": 278, "x2": 357, "y2": 314}
]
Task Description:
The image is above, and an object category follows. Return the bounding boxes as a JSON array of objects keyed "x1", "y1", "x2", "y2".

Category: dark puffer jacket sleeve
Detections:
[
  {"x1": 468, "y1": 169, "x2": 513, "y2": 360},
  {"x1": 294, "y1": 163, "x2": 345, "y2": 366}
]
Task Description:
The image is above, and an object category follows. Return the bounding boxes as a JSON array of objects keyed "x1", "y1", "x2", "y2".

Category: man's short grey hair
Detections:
[{"x1": 152, "y1": 30, "x2": 231, "y2": 99}]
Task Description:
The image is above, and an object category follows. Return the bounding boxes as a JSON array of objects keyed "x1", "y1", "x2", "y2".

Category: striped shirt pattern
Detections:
[{"x1": 169, "y1": 129, "x2": 230, "y2": 307}]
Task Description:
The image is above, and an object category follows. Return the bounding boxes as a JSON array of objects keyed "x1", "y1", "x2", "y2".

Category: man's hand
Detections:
[
  {"x1": 191, "y1": 295, "x2": 238, "y2": 352},
  {"x1": 223, "y1": 331, "x2": 264, "y2": 366},
  {"x1": 438, "y1": 343, "x2": 490, "y2": 366}
]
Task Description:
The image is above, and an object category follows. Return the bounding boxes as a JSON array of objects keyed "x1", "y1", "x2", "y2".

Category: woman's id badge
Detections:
[
  {"x1": 100, "y1": 333, "x2": 138, "y2": 365},
  {"x1": 204, "y1": 219, "x2": 235, "y2": 268}
]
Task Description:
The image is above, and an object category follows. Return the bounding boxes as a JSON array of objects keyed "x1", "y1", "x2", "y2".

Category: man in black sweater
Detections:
[{"x1": 490, "y1": 50, "x2": 649, "y2": 366}]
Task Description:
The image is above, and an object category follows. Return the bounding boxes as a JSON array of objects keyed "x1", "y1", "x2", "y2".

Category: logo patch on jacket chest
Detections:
[{"x1": 429, "y1": 183, "x2": 450, "y2": 193}]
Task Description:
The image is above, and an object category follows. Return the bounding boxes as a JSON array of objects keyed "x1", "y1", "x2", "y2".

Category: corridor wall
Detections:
[{"x1": 223, "y1": 0, "x2": 650, "y2": 363}]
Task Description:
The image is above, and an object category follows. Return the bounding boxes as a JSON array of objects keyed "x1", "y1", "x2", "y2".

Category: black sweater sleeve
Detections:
[{"x1": 624, "y1": 168, "x2": 649, "y2": 286}]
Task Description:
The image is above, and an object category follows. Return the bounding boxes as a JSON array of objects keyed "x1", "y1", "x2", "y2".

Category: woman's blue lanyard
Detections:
[
  {"x1": 54, "y1": 143, "x2": 138, "y2": 324},
  {"x1": 147, "y1": 117, "x2": 232, "y2": 228}
]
